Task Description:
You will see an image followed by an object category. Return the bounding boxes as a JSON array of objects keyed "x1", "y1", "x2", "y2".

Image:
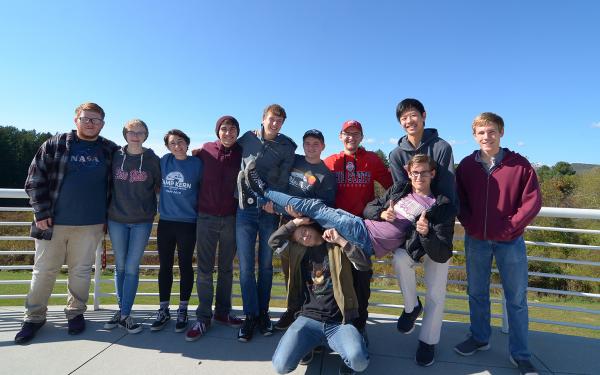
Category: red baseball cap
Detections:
[{"x1": 341, "y1": 120, "x2": 363, "y2": 133}]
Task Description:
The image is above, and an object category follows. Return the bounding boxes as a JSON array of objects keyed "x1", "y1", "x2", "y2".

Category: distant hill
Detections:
[{"x1": 571, "y1": 163, "x2": 600, "y2": 174}]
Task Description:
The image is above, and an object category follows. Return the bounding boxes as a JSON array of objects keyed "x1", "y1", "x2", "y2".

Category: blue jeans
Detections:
[
  {"x1": 264, "y1": 190, "x2": 373, "y2": 256},
  {"x1": 108, "y1": 220, "x2": 153, "y2": 316},
  {"x1": 272, "y1": 315, "x2": 369, "y2": 374},
  {"x1": 236, "y1": 206, "x2": 279, "y2": 316},
  {"x1": 465, "y1": 234, "x2": 531, "y2": 360}
]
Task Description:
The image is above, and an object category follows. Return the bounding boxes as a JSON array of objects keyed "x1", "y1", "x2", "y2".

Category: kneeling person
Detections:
[{"x1": 270, "y1": 219, "x2": 370, "y2": 375}]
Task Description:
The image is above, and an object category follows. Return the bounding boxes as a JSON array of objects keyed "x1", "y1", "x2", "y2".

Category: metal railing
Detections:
[{"x1": 1, "y1": 188, "x2": 598, "y2": 333}]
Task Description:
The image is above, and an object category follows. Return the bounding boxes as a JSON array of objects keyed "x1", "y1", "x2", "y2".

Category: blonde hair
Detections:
[
  {"x1": 122, "y1": 119, "x2": 149, "y2": 141},
  {"x1": 472, "y1": 112, "x2": 504, "y2": 134}
]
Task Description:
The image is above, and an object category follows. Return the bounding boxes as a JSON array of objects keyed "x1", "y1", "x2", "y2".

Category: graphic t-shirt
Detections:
[
  {"x1": 287, "y1": 155, "x2": 336, "y2": 205},
  {"x1": 158, "y1": 154, "x2": 203, "y2": 223},
  {"x1": 54, "y1": 139, "x2": 108, "y2": 225},
  {"x1": 365, "y1": 193, "x2": 436, "y2": 258},
  {"x1": 300, "y1": 244, "x2": 343, "y2": 323}
]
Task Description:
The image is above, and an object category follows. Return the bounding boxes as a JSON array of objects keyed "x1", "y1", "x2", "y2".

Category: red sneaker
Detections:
[{"x1": 185, "y1": 320, "x2": 209, "y2": 342}]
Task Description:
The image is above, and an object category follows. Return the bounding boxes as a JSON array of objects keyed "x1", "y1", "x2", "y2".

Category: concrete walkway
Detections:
[{"x1": 0, "y1": 305, "x2": 597, "y2": 375}]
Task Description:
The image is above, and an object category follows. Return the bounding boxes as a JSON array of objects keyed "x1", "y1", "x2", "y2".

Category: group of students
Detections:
[{"x1": 15, "y1": 99, "x2": 541, "y2": 375}]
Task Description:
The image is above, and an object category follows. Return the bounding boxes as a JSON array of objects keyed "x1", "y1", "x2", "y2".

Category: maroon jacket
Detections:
[
  {"x1": 192, "y1": 140, "x2": 241, "y2": 216},
  {"x1": 456, "y1": 149, "x2": 541, "y2": 241}
]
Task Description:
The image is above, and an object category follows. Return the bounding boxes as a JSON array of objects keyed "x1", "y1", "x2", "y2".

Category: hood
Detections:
[{"x1": 397, "y1": 128, "x2": 440, "y2": 151}]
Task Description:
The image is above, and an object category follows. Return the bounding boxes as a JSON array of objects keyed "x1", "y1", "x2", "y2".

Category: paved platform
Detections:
[{"x1": 0, "y1": 305, "x2": 598, "y2": 375}]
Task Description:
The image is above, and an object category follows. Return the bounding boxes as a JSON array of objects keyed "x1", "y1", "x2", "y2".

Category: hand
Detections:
[
  {"x1": 262, "y1": 201, "x2": 275, "y2": 214},
  {"x1": 35, "y1": 217, "x2": 53, "y2": 231},
  {"x1": 380, "y1": 200, "x2": 396, "y2": 222},
  {"x1": 322, "y1": 228, "x2": 348, "y2": 247},
  {"x1": 292, "y1": 217, "x2": 312, "y2": 226},
  {"x1": 285, "y1": 205, "x2": 302, "y2": 218},
  {"x1": 416, "y1": 211, "x2": 429, "y2": 236}
]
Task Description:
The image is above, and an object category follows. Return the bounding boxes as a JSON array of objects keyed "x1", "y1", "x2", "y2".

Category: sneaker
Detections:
[
  {"x1": 14, "y1": 320, "x2": 46, "y2": 344},
  {"x1": 237, "y1": 171, "x2": 256, "y2": 209},
  {"x1": 244, "y1": 159, "x2": 266, "y2": 196},
  {"x1": 238, "y1": 315, "x2": 256, "y2": 342},
  {"x1": 415, "y1": 340, "x2": 435, "y2": 367},
  {"x1": 338, "y1": 362, "x2": 355, "y2": 375},
  {"x1": 175, "y1": 308, "x2": 188, "y2": 332},
  {"x1": 185, "y1": 320, "x2": 210, "y2": 342},
  {"x1": 118, "y1": 316, "x2": 143, "y2": 334},
  {"x1": 274, "y1": 309, "x2": 297, "y2": 331},
  {"x1": 397, "y1": 297, "x2": 422, "y2": 334},
  {"x1": 258, "y1": 311, "x2": 273, "y2": 336},
  {"x1": 299, "y1": 350, "x2": 314, "y2": 366},
  {"x1": 454, "y1": 336, "x2": 490, "y2": 356},
  {"x1": 67, "y1": 314, "x2": 86, "y2": 335},
  {"x1": 510, "y1": 356, "x2": 539, "y2": 375},
  {"x1": 104, "y1": 310, "x2": 121, "y2": 329},
  {"x1": 213, "y1": 312, "x2": 243, "y2": 328},
  {"x1": 151, "y1": 307, "x2": 171, "y2": 331}
]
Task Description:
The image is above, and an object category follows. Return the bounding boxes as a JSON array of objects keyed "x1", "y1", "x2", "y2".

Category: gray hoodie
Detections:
[
  {"x1": 108, "y1": 146, "x2": 161, "y2": 223},
  {"x1": 388, "y1": 128, "x2": 456, "y2": 204},
  {"x1": 237, "y1": 128, "x2": 297, "y2": 191}
]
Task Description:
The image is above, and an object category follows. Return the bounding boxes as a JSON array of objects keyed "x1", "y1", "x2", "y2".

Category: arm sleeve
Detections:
[
  {"x1": 433, "y1": 145, "x2": 457, "y2": 205},
  {"x1": 24, "y1": 141, "x2": 52, "y2": 221},
  {"x1": 389, "y1": 150, "x2": 409, "y2": 185},
  {"x1": 362, "y1": 186, "x2": 393, "y2": 220},
  {"x1": 507, "y1": 166, "x2": 542, "y2": 235},
  {"x1": 268, "y1": 221, "x2": 298, "y2": 254},
  {"x1": 341, "y1": 242, "x2": 372, "y2": 271},
  {"x1": 419, "y1": 206, "x2": 457, "y2": 263},
  {"x1": 455, "y1": 163, "x2": 471, "y2": 229},
  {"x1": 372, "y1": 155, "x2": 393, "y2": 189},
  {"x1": 272, "y1": 144, "x2": 297, "y2": 191}
]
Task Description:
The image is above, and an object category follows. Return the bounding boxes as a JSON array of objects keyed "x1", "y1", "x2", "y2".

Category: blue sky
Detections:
[{"x1": 1, "y1": 1, "x2": 598, "y2": 166}]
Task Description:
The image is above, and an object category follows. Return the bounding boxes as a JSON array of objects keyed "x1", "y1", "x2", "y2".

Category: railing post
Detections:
[
  {"x1": 501, "y1": 293, "x2": 509, "y2": 334},
  {"x1": 92, "y1": 236, "x2": 104, "y2": 311}
]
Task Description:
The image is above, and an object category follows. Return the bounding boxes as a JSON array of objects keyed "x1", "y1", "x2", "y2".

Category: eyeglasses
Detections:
[
  {"x1": 341, "y1": 131, "x2": 361, "y2": 138},
  {"x1": 126, "y1": 131, "x2": 147, "y2": 137},
  {"x1": 409, "y1": 170, "x2": 433, "y2": 178},
  {"x1": 78, "y1": 117, "x2": 104, "y2": 125}
]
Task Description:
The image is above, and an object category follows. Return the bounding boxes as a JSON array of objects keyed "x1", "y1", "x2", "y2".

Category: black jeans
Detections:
[{"x1": 157, "y1": 219, "x2": 196, "y2": 303}]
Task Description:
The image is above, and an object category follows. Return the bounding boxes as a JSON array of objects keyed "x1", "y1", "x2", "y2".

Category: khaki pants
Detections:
[
  {"x1": 392, "y1": 248, "x2": 450, "y2": 345},
  {"x1": 24, "y1": 224, "x2": 104, "y2": 322}
]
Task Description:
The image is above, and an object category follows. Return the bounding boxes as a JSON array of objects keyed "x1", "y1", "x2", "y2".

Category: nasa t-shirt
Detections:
[
  {"x1": 159, "y1": 153, "x2": 203, "y2": 223},
  {"x1": 54, "y1": 139, "x2": 108, "y2": 225}
]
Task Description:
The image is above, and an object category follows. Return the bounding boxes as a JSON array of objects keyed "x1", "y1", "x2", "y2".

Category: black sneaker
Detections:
[
  {"x1": 118, "y1": 316, "x2": 143, "y2": 334},
  {"x1": 244, "y1": 159, "x2": 266, "y2": 196},
  {"x1": 274, "y1": 309, "x2": 297, "y2": 331},
  {"x1": 104, "y1": 310, "x2": 121, "y2": 330},
  {"x1": 14, "y1": 320, "x2": 46, "y2": 344},
  {"x1": 67, "y1": 314, "x2": 86, "y2": 335},
  {"x1": 258, "y1": 311, "x2": 273, "y2": 336},
  {"x1": 510, "y1": 356, "x2": 539, "y2": 375},
  {"x1": 237, "y1": 171, "x2": 256, "y2": 209},
  {"x1": 151, "y1": 307, "x2": 171, "y2": 331},
  {"x1": 175, "y1": 308, "x2": 188, "y2": 332},
  {"x1": 299, "y1": 350, "x2": 314, "y2": 366},
  {"x1": 416, "y1": 340, "x2": 435, "y2": 366},
  {"x1": 397, "y1": 297, "x2": 422, "y2": 334},
  {"x1": 238, "y1": 315, "x2": 256, "y2": 342},
  {"x1": 454, "y1": 336, "x2": 490, "y2": 356}
]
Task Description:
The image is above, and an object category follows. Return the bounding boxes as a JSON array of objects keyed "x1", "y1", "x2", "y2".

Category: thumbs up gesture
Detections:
[
  {"x1": 416, "y1": 211, "x2": 429, "y2": 236},
  {"x1": 380, "y1": 200, "x2": 396, "y2": 222}
]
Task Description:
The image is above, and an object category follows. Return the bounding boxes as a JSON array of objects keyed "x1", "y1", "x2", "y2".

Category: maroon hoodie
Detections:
[
  {"x1": 192, "y1": 140, "x2": 241, "y2": 216},
  {"x1": 456, "y1": 149, "x2": 541, "y2": 241}
]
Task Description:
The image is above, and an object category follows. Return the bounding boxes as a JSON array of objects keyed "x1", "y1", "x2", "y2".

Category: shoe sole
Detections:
[
  {"x1": 150, "y1": 322, "x2": 169, "y2": 331},
  {"x1": 399, "y1": 325, "x2": 416, "y2": 335},
  {"x1": 175, "y1": 325, "x2": 188, "y2": 333},
  {"x1": 261, "y1": 331, "x2": 273, "y2": 336},
  {"x1": 213, "y1": 319, "x2": 242, "y2": 329},
  {"x1": 119, "y1": 325, "x2": 143, "y2": 334},
  {"x1": 416, "y1": 357, "x2": 435, "y2": 367},
  {"x1": 104, "y1": 323, "x2": 118, "y2": 329},
  {"x1": 454, "y1": 343, "x2": 491, "y2": 356},
  {"x1": 185, "y1": 335, "x2": 202, "y2": 342},
  {"x1": 238, "y1": 337, "x2": 250, "y2": 342}
]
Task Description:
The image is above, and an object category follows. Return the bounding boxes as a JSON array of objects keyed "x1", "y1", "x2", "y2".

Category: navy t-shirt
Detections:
[{"x1": 54, "y1": 139, "x2": 108, "y2": 225}]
